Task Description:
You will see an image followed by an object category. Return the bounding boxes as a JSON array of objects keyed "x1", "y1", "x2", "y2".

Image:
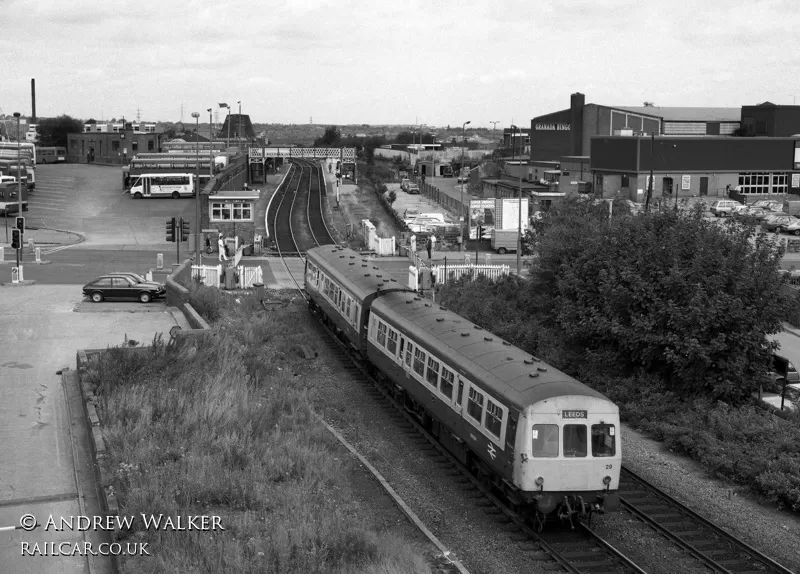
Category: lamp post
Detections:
[
  {"x1": 237, "y1": 100, "x2": 242, "y2": 143},
  {"x1": 207, "y1": 108, "x2": 214, "y2": 178},
  {"x1": 511, "y1": 124, "x2": 523, "y2": 274},
  {"x1": 645, "y1": 131, "x2": 654, "y2": 213},
  {"x1": 490, "y1": 121, "x2": 500, "y2": 143},
  {"x1": 460, "y1": 120, "x2": 471, "y2": 251},
  {"x1": 192, "y1": 112, "x2": 201, "y2": 264},
  {"x1": 219, "y1": 103, "x2": 231, "y2": 149},
  {"x1": 14, "y1": 112, "x2": 22, "y2": 273}
]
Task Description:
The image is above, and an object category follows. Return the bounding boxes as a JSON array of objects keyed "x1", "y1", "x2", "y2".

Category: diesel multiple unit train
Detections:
[{"x1": 305, "y1": 244, "x2": 621, "y2": 526}]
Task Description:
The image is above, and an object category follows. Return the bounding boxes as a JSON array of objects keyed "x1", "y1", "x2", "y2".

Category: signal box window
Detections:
[
  {"x1": 413, "y1": 348, "x2": 425, "y2": 376},
  {"x1": 532, "y1": 424, "x2": 558, "y2": 458},
  {"x1": 467, "y1": 387, "x2": 484, "y2": 423},
  {"x1": 484, "y1": 400, "x2": 503, "y2": 438},
  {"x1": 440, "y1": 369, "x2": 454, "y2": 400},
  {"x1": 426, "y1": 357, "x2": 439, "y2": 386},
  {"x1": 563, "y1": 424, "x2": 587, "y2": 457},
  {"x1": 591, "y1": 424, "x2": 616, "y2": 457}
]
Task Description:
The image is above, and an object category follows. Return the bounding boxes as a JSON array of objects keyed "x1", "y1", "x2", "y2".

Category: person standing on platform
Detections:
[
  {"x1": 218, "y1": 234, "x2": 228, "y2": 262},
  {"x1": 430, "y1": 234, "x2": 437, "y2": 258},
  {"x1": 426, "y1": 236, "x2": 432, "y2": 260}
]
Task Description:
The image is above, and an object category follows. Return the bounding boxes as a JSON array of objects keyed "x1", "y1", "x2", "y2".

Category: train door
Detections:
[
  {"x1": 454, "y1": 375, "x2": 468, "y2": 417},
  {"x1": 398, "y1": 336, "x2": 406, "y2": 365}
]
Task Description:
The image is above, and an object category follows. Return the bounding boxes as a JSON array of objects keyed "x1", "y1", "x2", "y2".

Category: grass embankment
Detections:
[
  {"x1": 438, "y1": 275, "x2": 800, "y2": 513},
  {"x1": 83, "y1": 286, "x2": 432, "y2": 573}
]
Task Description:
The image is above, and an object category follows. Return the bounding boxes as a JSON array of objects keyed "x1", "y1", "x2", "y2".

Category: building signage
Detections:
[
  {"x1": 792, "y1": 173, "x2": 800, "y2": 188},
  {"x1": 562, "y1": 410, "x2": 587, "y2": 419},
  {"x1": 535, "y1": 123, "x2": 570, "y2": 131},
  {"x1": 682, "y1": 175, "x2": 691, "y2": 190}
]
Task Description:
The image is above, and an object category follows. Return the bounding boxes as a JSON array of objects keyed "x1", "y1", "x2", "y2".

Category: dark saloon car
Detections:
[{"x1": 82, "y1": 274, "x2": 165, "y2": 303}]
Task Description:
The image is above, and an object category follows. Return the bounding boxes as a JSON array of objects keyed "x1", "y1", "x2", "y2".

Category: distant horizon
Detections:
[{"x1": 2, "y1": 1, "x2": 797, "y2": 128}]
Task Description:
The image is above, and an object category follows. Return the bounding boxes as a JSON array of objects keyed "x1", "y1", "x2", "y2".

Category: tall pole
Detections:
[
  {"x1": 226, "y1": 105, "x2": 231, "y2": 149},
  {"x1": 14, "y1": 112, "x2": 22, "y2": 273},
  {"x1": 512, "y1": 125, "x2": 523, "y2": 275},
  {"x1": 208, "y1": 108, "x2": 214, "y2": 178},
  {"x1": 192, "y1": 112, "x2": 201, "y2": 264},
  {"x1": 645, "y1": 132, "x2": 654, "y2": 213},
  {"x1": 460, "y1": 120, "x2": 471, "y2": 251},
  {"x1": 237, "y1": 100, "x2": 242, "y2": 143}
]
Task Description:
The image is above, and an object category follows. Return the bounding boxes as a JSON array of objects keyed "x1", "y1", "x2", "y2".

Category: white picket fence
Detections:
[
  {"x1": 191, "y1": 264, "x2": 263, "y2": 289},
  {"x1": 432, "y1": 264, "x2": 511, "y2": 284},
  {"x1": 192, "y1": 264, "x2": 223, "y2": 288},
  {"x1": 361, "y1": 219, "x2": 396, "y2": 256}
]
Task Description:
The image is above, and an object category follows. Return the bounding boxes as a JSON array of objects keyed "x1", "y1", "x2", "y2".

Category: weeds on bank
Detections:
[{"x1": 84, "y1": 286, "x2": 432, "y2": 573}]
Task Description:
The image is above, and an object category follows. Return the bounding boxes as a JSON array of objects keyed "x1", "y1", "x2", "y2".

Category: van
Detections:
[
  {"x1": 710, "y1": 199, "x2": 743, "y2": 217},
  {"x1": 491, "y1": 229, "x2": 519, "y2": 254}
]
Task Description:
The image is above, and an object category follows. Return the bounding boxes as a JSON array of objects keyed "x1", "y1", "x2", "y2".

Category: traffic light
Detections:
[
  {"x1": 15, "y1": 216, "x2": 24, "y2": 232},
  {"x1": 180, "y1": 218, "x2": 190, "y2": 242},
  {"x1": 165, "y1": 217, "x2": 176, "y2": 243},
  {"x1": 11, "y1": 229, "x2": 21, "y2": 250}
]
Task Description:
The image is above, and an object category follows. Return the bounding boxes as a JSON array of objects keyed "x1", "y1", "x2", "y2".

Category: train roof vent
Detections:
[
  {"x1": 373, "y1": 266, "x2": 379, "y2": 270},
  {"x1": 424, "y1": 303, "x2": 431, "y2": 307},
  {"x1": 484, "y1": 337, "x2": 493, "y2": 341},
  {"x1": 376, "y1": 274, "x2": 382, "y2": 278},
  {"x1": 461, "y1": 332, "x2": 470, "y2": 337},
  {"x1": 362, "y1": 264, "x2": 368, "y2": 267},
  {"x1": 339, "y1": 255, "x2": 345, "y2": 258},
  {"x1": 364, "y1": 273, "x2": 371, "y2": 277},
  {"x1": 506, "y1": 356, "x2": 514, "y2": 361},
  {"x1": 390, "y1": 278, "x2": 397, "y2": 282},
  {"x1": 537, "y1": 366, "x2": 547, "y2": 372},
  {"x1": 406, "y1": 300, "x2": 413, "y2": 304},
  {"x1": 529, "y1": 372, "x2": 540, "y2": 378},
  {"x1": 349, "y1": 262, "x2": 354, "y2": 266},
  {"x1": 350, "y1": 255, "x2": 355, "y2": 259},
  {"x1": 532, "y1": 355, "x2": 541, "y2": 361},
  {"x1": 502, "y1": 341, "x2": 512, "y2": 346},
  {"x1": 524, "y1": 359, "x2": 534, "y2": 365},
  {"x1": 439, "y1": 306, "x2": 447, "y2": 311},
  {"x1": 436, "y1": 317, "x2": 444, "y2": 322},
  {"x1": 414, "y1": 297, "x2": 421, "y2": 301},
  {"x1": 474, "y1": 325, "x2": 482, "y2": 330}
]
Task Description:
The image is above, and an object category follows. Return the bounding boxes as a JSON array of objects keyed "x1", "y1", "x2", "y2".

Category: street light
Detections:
[
  {"x1": 207, "y1": 108, "x2": 214, "y2": 179},
  {"x1": 490, "y1": 121, "x2": 500, "y2": 140},
  {"x1": 219, "y1": 103, "x2": 231, "y2": 149},
  {"x1": 511, "y1": 124, "x2": 523, "y2": 275},
  {"x1": 192, "y1": 112, "x2": 201, "y2": 264},
  {"x1": 237, "y1": 100, "x2": 242, "y2": 143},
  {"x1": 460, "y1": 120, "x2": 471, "y2": 251},
  {"x1": 14, "y1": 112, "x2": 22, "y2": 274}
]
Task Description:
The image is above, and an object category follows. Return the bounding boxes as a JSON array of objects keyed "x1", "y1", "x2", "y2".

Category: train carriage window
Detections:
[
  {"x1": 563, "y1": 425, "x2": 587, "y2": 458},
  {"x1": 440, "y1": 368, "x2": 454, "y2": 400},
  {"x1": 377, "y1": 322, "x2": 387, "y2": 347},
  {"x1": 484, "y1": 399, "x2": 504, "y2": 438},
  {"x1": 591, "y1": 424, "x2": 616, "y2": 457},
  {"x1": 426, "y1": 357, "x2": 440, "y2": 386},
  {"x1": 346, "y1": 297, "x2": 352, "y2": 320},
  {"x1": 467, "y1": 387, "x2": 484, "y2": 423},
  {"x1": 399, "y1": 338, "x2": 406, "y2": 362},
  {"x1": 405, "y1": 343, "x2": 413, "y2": 368},
  {"x1": 413, "y1": 348, "x2": 426, "y2": 376},
  {"x1": 387, "y1": 330, "x2": 398, "y2": 355},
  {"x1": 532, "y1": 424, "x2": 559, "y2": 458}
]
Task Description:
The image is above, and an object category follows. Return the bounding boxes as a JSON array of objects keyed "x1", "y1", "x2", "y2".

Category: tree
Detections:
[
  {"x1": 386, "y1": 190, "x2": 397, "y2": 205},
  {"x1": 36, "y1": 115, "x2": 84, "y2": 147},
  {"x1": 314, "y1": 126, "x2": 341, "y2": 146},
  {"x1": 528, "y1": 198, "x2": 797, "y2": 402}
]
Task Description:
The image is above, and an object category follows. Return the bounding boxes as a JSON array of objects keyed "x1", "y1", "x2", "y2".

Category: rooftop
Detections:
[{"x1": 612, "y1": 106, "x2": 741, "y2": 122}]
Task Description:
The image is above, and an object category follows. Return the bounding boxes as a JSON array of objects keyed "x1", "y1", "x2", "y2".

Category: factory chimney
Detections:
[{"x1": 31, "y1": 79, "x2": 36, "y2": 122}]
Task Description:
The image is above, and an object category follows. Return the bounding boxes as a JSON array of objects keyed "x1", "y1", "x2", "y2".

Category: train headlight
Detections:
[
  {"x1": 603, "y1": 475, "x2": 612, "y2": 485},
  {"x1": 535, "y1": 476, "x2": 544, "y2": 486}
]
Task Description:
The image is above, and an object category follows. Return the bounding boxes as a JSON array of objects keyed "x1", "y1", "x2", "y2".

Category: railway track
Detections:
[
  {"x1": 618, "y1": 466, "x2": 795, "y2": 574},
  {"x1": 267, "y1": 159, "x2": 335, "y2": 257}
]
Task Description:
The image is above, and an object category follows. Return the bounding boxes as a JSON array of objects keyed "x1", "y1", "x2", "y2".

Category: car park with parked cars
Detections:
[
  {"x1": 82, "y1": 274, "x2": 166, "y2": 303},
  {"x1": 781, "y1": 218, "x2": 800, "y2": 236}
]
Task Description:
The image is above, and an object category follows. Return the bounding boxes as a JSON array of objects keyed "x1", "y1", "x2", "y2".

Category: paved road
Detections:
[
  {"x1": 30, "y1": 164, "x2": 196, "y2": 247},
  {"x1": 0, "y1": 286, "x2": 178, "y2": 573}
]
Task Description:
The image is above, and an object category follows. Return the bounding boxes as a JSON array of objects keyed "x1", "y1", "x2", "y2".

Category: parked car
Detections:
[
  {"x1": 782, "y1": 219, "x2": 800, "y2": 236},
  {"x1": 407, "y1": 183, "x2": 420, "y2": 194},
  {"x1": 751, "y1": 199, "x2": 784, "y2": 212},
  {"x1": 402, "y1": 208, "x2": 420, "y2": 224},
  {"x1": 82, "y1": 274, "x2": 166, "y2": 303},
  {"x1": 762, "y1": 215, "x2": 798, "y2": 232},
  {"x1": 109, "y1": 271, "x2": 149, "y2": 284},
  {"x1": 400, "y1": 178, "x2": 410, "y2": 192},
  {"x1": 733, "y1": 206, "x2": 769, "y2": 221},
  {"x1": 710, "y1": 199, "x2": 744, "y2": 217}
]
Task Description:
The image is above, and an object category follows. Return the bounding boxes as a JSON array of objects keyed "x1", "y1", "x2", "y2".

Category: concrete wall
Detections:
[{"x1": 166, "y1": 259, "x2": 192, "y2": 307}]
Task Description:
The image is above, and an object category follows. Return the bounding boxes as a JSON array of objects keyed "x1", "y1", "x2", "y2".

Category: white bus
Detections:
[{"x1": 129, "y1": 173, "x2": 197, "y2": 199}]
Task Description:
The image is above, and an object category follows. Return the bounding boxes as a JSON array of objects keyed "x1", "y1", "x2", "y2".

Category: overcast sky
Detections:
[{"x1": 1, "y1": 0, "x2": 797, "y2": 129}]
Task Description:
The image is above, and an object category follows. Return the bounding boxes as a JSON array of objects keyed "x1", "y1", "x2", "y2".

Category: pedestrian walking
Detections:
[
  {"x1": 426, "y1": 236, "x2": 432, "y2": 260},
  {"x1": 218, "y1": 235, "x2": 228, "y2": 261},
  {"x1": 430, "y1": 234, "x2": 437, "y2": 258}
]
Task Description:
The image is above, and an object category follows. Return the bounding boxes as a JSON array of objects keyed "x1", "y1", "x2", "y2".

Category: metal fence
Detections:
[{"x1": 432, "y1": 263, "x2": 510, "y2": 284}]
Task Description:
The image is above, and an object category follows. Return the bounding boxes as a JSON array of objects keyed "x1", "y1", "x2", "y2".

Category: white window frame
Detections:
[{"x1": 209, "y1": 200, "x2": 253, "y2": 222}]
